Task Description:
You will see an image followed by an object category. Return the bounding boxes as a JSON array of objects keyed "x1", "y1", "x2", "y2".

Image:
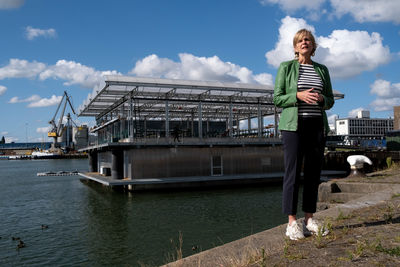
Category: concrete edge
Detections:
[{"x1": 162, "y1": 184, "x2": 400, "y2": 267}]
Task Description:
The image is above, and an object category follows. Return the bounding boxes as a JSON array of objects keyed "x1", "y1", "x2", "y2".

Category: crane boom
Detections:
[{"x1": 48, "y1": 91, "x2": 76, "y2": 139}]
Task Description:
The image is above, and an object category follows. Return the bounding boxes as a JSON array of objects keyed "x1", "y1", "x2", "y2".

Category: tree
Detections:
[{"x1": 0, "y1": 136, "x2": 5, "y2": 144}]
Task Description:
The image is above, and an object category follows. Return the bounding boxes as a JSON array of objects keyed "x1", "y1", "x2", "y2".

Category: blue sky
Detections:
[{"x1": 0, "y1": 0, "x2": 399, "y2": 142}]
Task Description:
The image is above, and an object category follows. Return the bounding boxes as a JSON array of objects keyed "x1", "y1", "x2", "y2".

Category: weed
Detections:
[
  {"x1": 346, "y1": 240, "x2": 367, "y2": 261},
  {"x1": 281, "y1": 238, "x2": 306, "y2": 260},
  {"x1": 386, "y1": 157, "x2": 393, "y2": 169},
  {"x1": 260, "y1": 248, "x2": 267, "y2": 267},
  {"x1": 336, "y1": 210, "x2": 352, "y2": 221},
  {"x1": 383, "y1": 203, "x2": 394, "y2": 222},
  {"x1": 313, "y1": 232, "x2": 326, "y2": 249},
  {"x1": 285, "y1": 252, "x2": 306, "y2": 260},
  {"x1": 375, "y1": 242, "x2": 400, "y2": 256},
  {"x1": 347, "y1": 238, "x2": 357, "y2": 244},
  {"x1": 330, "y1": 199, "x2": 344, "y2": 204},
  {"x1": 392, "y1": 193, "x2": 400, "y2": 199},
  {"x1": 341, "y1": 225, "x2": 350, "y2": 235},
  {"x1": 336, "y1": 256, "x2": 351, "y2": 262},
  {"x1": 282, "y1": 237, "x2": 290, "y2": 258},
  {"x1": 313, "y1": 221, "x2": 331, "y2": 249}
]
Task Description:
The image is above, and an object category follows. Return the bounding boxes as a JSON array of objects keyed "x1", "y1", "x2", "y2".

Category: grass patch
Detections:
[
  {"x1": 392, "y1": 193, "x2": 400, "y2": 199},
  {"x1": 375, "y1": 243, "x2": 400, "y2": 256},
  {"x1": 282, "y1": 238, "x2": 307, "y2": 261},
  {"x1": 336, "y1": 210, "x2": 353, "y2": 221},
  {"x1": 382, "y1": 203, "x2": 395, "y2": 222}
]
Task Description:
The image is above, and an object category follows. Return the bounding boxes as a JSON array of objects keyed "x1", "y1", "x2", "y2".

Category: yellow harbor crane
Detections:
[{"x1": 48, "y1": 91, "x2": 77, "y2": 150}]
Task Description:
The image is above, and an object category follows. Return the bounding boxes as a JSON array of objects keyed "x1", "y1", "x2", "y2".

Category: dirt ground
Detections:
[{"x1": 242, "y1": 168, "x2": 400, "y2": 267}]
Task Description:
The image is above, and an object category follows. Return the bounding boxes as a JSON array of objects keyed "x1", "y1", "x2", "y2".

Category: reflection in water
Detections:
[
  {"x1": 0, "y1": 159, "x2": 297, "y2": 266},
  {"x1": 84, "y1": 185, "x2": 131, "y2": 265}
]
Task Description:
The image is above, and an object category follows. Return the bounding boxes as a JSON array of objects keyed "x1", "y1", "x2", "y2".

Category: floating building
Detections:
[{"x1": 78, "y1": 76, "x2": 344, "y2": 191}]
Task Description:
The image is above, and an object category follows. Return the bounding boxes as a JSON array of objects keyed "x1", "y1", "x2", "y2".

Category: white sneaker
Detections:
[
  {"x1": 285, "y1": 221, "x2": 305, "y2": 240},
  {"x1": 305, "y1": 218, "x2": 329, "y2": 236}
]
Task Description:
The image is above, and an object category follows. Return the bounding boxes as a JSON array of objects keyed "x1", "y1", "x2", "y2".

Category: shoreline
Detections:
[{"x1": 163, "y1": 166, "x2": 400, "y2": 266}]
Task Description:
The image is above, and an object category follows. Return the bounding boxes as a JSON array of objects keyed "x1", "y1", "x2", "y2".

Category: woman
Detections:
[{"x1": 273, "y1": 29, "x2": 334, "y2": 240}]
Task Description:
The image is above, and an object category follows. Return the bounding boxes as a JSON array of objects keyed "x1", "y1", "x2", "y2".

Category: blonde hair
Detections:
[{"x1": 293, "y1": 29, "x2": 317, "y2": 58}]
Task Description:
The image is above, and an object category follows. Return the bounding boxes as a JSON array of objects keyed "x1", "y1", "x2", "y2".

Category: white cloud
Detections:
[
  {"x1": 370, "y1": 79, "x2": 400, "y2": 112},
  {"x1": 370, "y1": 79, "x2": 400, "y2": 98},
  {"x1": 0, "y1": 59, "x2": 46, "y2": 80},
  {"x1": 8, "y1": 94, "x2": 62, "y2": 108},
  {"x1": 328, "y1": 114, "x2": 338, "y2": 130},
  {"x1": 9, "y1": 95, "x2": 41, "y2": 104},
  {"x1": 131, "y1": 54, "x2": 179, "y2": 79},
  {"x1": 0, "y1": 85, "x2": 6, "y2": 95},
  {"x1": 36, "y1": 126, "x2": 51, "y2": 133},
  {"x1": 1, "y1": 131, "x2": 8, "y2": 135},
  {"x1": 348, "y1": 107, "x2": 365, "y2": 118},
  {"x1": 317, "y1": 30, "x2": 391, "y2": 78},
  {"x1": 328, "y1": 114, "x2": 338, "y2": 125},
  {"x1": 130, "y1": 53, "x2": 273, "y2": 85},
  {"x1": 265, "y1": 16, "x2": 315, "y2": 68},
  {"x1": 265, "y1": 16, "x2": 391, "y2": 78},
  {"x1": 260, "y1": 0, "x2": 326, "y2": 13},
  {"x1": 25, "y1": 26, "x2": 57, "y2": 40},
  {"x1": 370, "y1": 98, "x2": 400, "y2": 112},
  {"x1": 0, "y1": 58, "x2": 119, "y2": 89},
  {"x1": 330, "y1": 0, "x2": 400, "y2": 24},
  {"x1": 28, "y1": 95, "x2": 63, "y2": 108},
  {"x1": 0, "y1": 0, "x2": 24, "y2": 9},
  {"x1": 261, "y1": 0, "x2": 400, "y2": 24},
  {"x1": 39, "y1": 60, "x2": 120, "y2": 88}
]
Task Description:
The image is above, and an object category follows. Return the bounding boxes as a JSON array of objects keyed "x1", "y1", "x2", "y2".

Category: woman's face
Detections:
[{"x1": 294, "y1": 34, "x2": 314, "y2": 57}]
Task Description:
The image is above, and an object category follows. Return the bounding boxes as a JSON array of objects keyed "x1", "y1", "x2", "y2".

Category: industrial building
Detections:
[
  {"x1": 78, "y1": 75, "x2": 344, "y2": 190},
  {"x1": 335, "y1": 110, "x2": 393, "y2": 147}
]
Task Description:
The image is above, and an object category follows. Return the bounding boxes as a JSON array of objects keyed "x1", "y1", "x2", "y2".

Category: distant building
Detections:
[
  {"x1": 394, "y1": 106, "x2": 400, "y2": 130},
  {"x1": 335, "y1": 110, "x2": 393, "y2": 147}
]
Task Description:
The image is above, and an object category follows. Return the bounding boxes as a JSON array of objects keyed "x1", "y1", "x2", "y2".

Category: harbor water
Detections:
[{"x1": 0, "y1": 159, "x2": 297, "y2": 266}]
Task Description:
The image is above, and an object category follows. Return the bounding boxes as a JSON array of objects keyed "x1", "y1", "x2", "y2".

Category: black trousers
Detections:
[{"x1": 281, "y1": 117, "x2": 325, "y2": 215}]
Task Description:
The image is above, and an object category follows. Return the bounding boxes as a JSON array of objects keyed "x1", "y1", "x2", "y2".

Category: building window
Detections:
[{"x1": 211, "y1": 155, "x2": 223, "y2": 176}]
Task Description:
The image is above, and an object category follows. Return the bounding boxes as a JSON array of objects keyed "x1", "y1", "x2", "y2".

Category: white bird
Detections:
[{"x1": 347, "y1": 155, "x2": 372, "y2": 169}]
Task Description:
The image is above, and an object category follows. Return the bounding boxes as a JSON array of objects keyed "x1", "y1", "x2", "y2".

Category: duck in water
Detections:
[{"x1": 17, "y1": 240, "x2": 25, "y2": 249}]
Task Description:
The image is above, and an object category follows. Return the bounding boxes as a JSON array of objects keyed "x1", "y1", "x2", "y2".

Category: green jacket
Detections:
[{"x1": 273, "y1": 59, "x2": 334, "y2": 134}]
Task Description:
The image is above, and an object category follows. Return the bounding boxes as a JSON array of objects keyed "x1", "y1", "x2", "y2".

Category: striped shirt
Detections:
[{"x1": 297, "y1": 64, "x2": 323, "y2": 118}]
